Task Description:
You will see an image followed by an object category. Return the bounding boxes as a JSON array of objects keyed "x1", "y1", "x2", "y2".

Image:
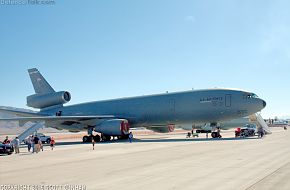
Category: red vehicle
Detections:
[{"x1": 235, "y1": 126, "x2": 256, "y2": 138}]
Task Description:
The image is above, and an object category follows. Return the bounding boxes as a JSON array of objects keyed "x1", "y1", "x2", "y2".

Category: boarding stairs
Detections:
[
  {"x1": 16, "y1": 122, "x2": 45, "y2": 142},
  {"x1": 249, "y1": 113, "x2": 272, "y2": 134}
]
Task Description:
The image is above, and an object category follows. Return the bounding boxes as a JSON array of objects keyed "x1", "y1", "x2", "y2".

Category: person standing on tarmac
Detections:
[
  {"x1": 14, "y1": 137, "x2": 20, "y2": 154},
  {"x1": 39, "y1": 139, "x2": 43, "y2": 152},
  {"x1": 258, "y1": 127, "x2": 264, "y2": 138},
  {"x1": 129, "y1": 132, "x2": 133, "y2": 143},
  {"x1": 92, "y1": 137, "x2": 95, "y2": 150},
  {"x1": 33, "y1": 135, "x2": 40, "y2": 153},
  {"x1": 50, "y1": 137, "x2": 55, "y2": 150},
  {"x1": 27, "y1": 136, "x2": 32, "y2": 152},
  {"x1": 3, "y1": 136, "x2": 10, "y2": 144},
  {"x1": 31, "y1": 135, "x2": 35, "y2": 153}
]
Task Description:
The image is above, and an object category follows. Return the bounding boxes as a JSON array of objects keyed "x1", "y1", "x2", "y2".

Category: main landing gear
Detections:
[
  {"x1": 82, "y1": 134, "x2": 130, "y2": 143},
  {"x1": 100, "y1": 134, "x2": 130, "y2": 141},
  {"x1": 82, "y1": 135, "x2": 101, "y2": 143},
  {"x1": 82, "y1": 128, "x2": 130, "y2": 143},
  {"x1": 211, "y1": 132, "x2": 222, "y2": 138},
  {"x1": 82, "y1": 127, "x2": 101, "y2": 143}
]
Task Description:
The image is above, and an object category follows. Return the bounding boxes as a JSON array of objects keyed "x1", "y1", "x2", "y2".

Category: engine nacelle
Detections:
[
  {"x1": 95, "y1": 119, "x2": 130, "y2": 136},
  {"x1": 27, "y1": 91, "x2": 71, "y2": 109}
]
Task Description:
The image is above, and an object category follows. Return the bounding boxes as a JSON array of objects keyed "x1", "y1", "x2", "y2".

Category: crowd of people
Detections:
[
  {"x1": 2, "y1": 135, "x2": 56, "y2": 154},
  {"x1": 3, "y1": 132, "x2": 134, "y2": 154}
]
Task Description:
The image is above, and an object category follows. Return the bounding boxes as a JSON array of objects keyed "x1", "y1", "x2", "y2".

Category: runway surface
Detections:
[{"x1": 1, "y1": 128, "x2": 289, "y2": 190}]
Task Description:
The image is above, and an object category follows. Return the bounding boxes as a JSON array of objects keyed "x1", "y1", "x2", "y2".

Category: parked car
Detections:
[
  {"x1": 0, "y1": 141, "x2": 14, "y2": 155},
  {"x1": 245, "y1": 124, "x2": 257, "y2": 134},
  {"x1": 235, "y1": 125, "x2": 257, "y2": 138},
  {"x1": 24, "y1": 133, "x2": 51, "y2": 144},
  {"x1": 240, "y1": 128, "x2": 255, "y2": 137}
]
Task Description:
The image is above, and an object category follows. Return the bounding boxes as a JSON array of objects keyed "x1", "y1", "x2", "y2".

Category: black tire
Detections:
[
  {"x1": 211, "y1": 132, "x2": 217, "y2": 138},
  {"x1": 117, "y1": 134, "x2": 129, "y2": 140},
  {"x1": 83, "y1": 136, "x2": 89, "y2": 143},
  {"x1": 46, "y1": 138, "x2": 51, "y2": 144},
  {"x1": 102, "y1": 135, "x2": 111, "y2": 141},
  {"x1": 93, "y1": 135, "x2": 101, "y2": 142}
]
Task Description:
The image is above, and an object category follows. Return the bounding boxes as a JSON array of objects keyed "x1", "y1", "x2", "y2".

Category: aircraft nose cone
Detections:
[{"x1": 263, "y1": 100, "x2": 267, "y2": 108}]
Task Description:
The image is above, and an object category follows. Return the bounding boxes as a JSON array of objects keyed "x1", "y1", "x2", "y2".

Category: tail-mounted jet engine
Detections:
[{"x1": 27, "y1": 91, "x2": 71, "y2": 109}]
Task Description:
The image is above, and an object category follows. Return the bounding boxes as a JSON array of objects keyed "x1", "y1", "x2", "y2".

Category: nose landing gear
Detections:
[{"x1": 211, "y1": 126, "x2": 222, "y2": 138}]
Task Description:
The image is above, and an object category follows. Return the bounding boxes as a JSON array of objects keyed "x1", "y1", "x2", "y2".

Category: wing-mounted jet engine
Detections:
[
  {"x1": 95, "y1": 119, "x2": 130, "y2": 136},
  {"x1": 81, "y1": 119, "x2": 131, "y2": 142}
]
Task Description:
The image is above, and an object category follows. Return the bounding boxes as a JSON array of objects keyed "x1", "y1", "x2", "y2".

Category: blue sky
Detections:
[{"x1": 0, "y1": 0, "x2": 289, "y2": 118}]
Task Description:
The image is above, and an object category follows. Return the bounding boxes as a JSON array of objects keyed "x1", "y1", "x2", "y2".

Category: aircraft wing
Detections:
[
  {"x1": 0, "y1": 115, "x2": 117, "y2": 130},
  {"x1": 0, "y1": 115, "x2": 115, "y2": 121},
  {"x1": 0, "y1": 106, "x2": 46, "y2": 117},
  {"x1": 0, "y1": 107, "x2": 116, "y2": 127},
  {"x1": 0, "y1": 107, "x2": 115, "y2": 121}
]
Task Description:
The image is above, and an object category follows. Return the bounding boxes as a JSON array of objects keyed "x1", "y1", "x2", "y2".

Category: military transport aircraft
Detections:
[{"x1": 0, "y1": 68, "x2": 266, "y2": 142}]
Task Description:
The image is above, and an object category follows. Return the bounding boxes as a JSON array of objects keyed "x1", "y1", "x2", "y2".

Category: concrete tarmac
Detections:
[{"x1": 0, "y1": 128, "x2": 289, "y2": 190}]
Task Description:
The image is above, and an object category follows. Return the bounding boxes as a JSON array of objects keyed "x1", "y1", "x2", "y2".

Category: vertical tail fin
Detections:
[{"x1": 28, "y1": 68, "x2": 55, "y2": 94}]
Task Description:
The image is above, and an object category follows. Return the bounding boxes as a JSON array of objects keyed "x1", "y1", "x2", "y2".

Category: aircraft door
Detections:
[{"x1": 225, "y1": 94, "x2": 231, "y2": 107}]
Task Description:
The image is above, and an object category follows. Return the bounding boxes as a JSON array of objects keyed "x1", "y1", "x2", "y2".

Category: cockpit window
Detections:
[
  {"x1": 251, "y1": 94, "x2": 258, "y2": 98},
  {"x1": 243, "y1": 93, "x2": 258, "y2": 99}
]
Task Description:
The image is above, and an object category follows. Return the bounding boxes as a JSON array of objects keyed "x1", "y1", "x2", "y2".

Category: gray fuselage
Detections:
[{"x1": 41, "y1": 89, "x2": 265, "y2": 129}]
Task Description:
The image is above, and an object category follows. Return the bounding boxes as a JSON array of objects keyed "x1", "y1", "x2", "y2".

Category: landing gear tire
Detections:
[
  {"x1": 211, "y1": 132, "x2": 222, "y2": 138},
  {"x1": 93, "y1": 135, "x2": 101, "y2": 142},
  {"x1": 211, "y1": 132, "x2": 218, "y2": 138},
  {"x1": 102, "y1": 134, "x2": 111, "y2": 141},
  {"x1": 83, "y1": 135, "x2": 101, "y2": 143},
  {"x1": 83, "y1": 135, "x2": 90, "y2": 143},
  {"x1": 117, "y1": 134, "x2": 129, "y2": 140}
]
